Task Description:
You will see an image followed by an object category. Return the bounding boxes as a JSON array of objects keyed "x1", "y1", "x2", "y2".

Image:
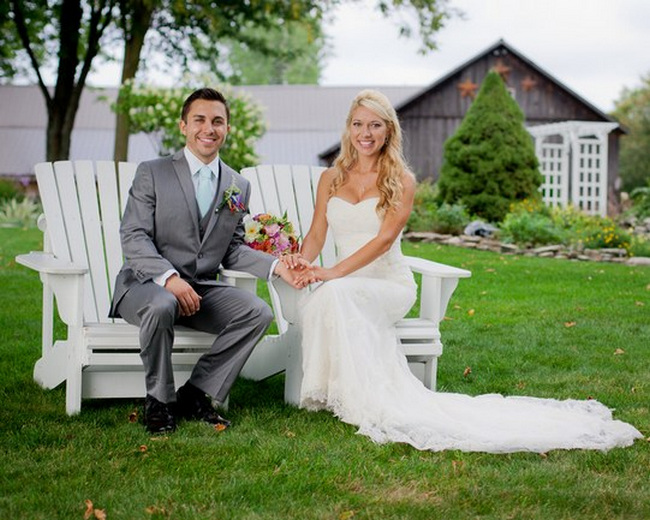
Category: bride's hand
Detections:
[
  {"x1": 295, "y1": 265, "x2": 337, "y2": 287},
  {"x1": 280, "y1": 253, "x2": 309, "y2": 270}
]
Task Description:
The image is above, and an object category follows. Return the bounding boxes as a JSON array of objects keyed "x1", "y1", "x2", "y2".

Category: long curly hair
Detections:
[{"x1": 330, "y1": 89, "x2": 413, "y2": 214}]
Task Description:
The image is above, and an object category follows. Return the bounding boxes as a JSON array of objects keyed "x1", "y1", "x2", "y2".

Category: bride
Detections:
[{"x1": 282, "y1": 89, "x2": 642, "y2": 453}]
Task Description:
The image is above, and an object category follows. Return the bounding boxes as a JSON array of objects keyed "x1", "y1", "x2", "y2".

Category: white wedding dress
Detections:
[{"x1": 298, "y1": 196, "x2": 642, "y2": 453}]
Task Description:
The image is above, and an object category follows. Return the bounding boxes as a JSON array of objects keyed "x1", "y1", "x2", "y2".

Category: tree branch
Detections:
[{"x1": 10, "y1": 0, "x2": 51, "y2": 106}]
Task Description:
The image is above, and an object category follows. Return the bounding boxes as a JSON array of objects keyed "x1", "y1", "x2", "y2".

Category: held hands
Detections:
[{"x1": 276, "y1": 253, "x2": 337, "y2": 288}]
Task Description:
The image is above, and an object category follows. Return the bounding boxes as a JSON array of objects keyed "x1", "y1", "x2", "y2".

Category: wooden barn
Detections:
[{"x1": 320, "y1": 39, "x2": 623, "y2": 215}]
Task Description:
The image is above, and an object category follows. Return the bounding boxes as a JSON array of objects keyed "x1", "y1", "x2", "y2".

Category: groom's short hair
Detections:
[{"x1": 181, "y1": 88, "x2": 230, "y2": 123}]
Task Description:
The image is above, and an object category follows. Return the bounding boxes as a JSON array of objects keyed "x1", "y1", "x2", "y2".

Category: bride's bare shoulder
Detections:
[{"x1": 317, "y1": 167, "x2": 338, "y2": 191}]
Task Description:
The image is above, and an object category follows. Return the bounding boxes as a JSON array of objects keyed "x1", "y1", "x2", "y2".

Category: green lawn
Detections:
[{"x1": 1, "y1": 227, "x2": 648, "y2": 520}]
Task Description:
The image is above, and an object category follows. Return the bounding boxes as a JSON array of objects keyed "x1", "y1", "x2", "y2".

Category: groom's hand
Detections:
[
  {"x1": 274, "y1": 261, "x2": 304, "y2": 289},
  {"x1": 165, "y1": 274, "x2": 202, "y2": 316}
]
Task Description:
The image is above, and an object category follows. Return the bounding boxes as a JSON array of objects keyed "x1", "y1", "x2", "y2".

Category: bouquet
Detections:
[{"x1": 243, "y1": 212, "x2": 300, "y2": 257}]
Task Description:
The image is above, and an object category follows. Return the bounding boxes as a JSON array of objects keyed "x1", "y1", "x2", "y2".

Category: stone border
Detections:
[{"x1": 404, "y1": 232, "x2": 650, "y2": 266}]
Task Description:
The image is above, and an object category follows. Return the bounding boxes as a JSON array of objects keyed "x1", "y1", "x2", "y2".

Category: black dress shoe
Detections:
[
  {"x1": 176, "y1": 382, "x2": 232, "y2": 428},
  {"x1": 144, "y1": 394, "x2": 176, "y2": 434}
]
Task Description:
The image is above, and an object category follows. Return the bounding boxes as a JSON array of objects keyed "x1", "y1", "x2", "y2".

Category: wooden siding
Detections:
[{"x1": 320, "y1": 41, "x2": 620, "y2": 191}]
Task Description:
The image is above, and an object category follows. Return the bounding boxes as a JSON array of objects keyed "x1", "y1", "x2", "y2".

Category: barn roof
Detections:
[
  {"x1": 318, "y1": 39, "x2": 620, "y2": 160},
  {"x1": 398, "y1": 39, "x2": 616, "y2": 122}
]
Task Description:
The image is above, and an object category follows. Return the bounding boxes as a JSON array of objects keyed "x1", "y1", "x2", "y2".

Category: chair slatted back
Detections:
[
  {"x1": 241, "y1": 165, "x2": 335, "y2": 267},
  {"x1": 35, "y1": 161, "x2": 137, "y2": 324}
]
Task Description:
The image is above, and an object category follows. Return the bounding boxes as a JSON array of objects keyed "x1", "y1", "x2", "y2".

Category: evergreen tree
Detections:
[
  {"x1": 611, "y1": 73, "x2": 650, "y2": 192},
  {"x1": 437, "y1": 70, "x2": 542, "y2": 222}
]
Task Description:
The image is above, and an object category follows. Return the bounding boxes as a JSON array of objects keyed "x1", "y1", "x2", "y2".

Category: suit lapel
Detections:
[{"x1": 172, "y1": 150, "x2": 201, "y2": 232}]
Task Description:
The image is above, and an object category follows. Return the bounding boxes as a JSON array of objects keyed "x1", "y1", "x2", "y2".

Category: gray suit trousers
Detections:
[{"x1": 116, "y1": 281, "x2": 274, "y2": 403}]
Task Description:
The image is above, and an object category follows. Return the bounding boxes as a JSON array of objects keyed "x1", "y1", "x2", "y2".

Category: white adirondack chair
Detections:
[
  {"x1": 233, "y1": 165, "x2": 472, "y2": 404},
  {"x1": 16, "y1": 161, "x2": 470, "y2": 415},
  {"x1": 16, "y1": 161, "x2": 227, "y2": 415}
]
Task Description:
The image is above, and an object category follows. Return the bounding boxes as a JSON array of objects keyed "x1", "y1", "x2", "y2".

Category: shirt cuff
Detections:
[
  {"x1": 154, "y1": 269, "x2": 178, "y2": 287},
  {"x1": 268, "y1": 259, "x2": 280, "y2": 281}
]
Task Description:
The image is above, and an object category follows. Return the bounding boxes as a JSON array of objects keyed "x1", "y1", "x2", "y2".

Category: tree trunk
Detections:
[
  {"x1": 45, "y1": 0, "x2": 83, "y2": 160},
  {"x1": 113, "y1": 2, "x2": 155, "y2": 162}
]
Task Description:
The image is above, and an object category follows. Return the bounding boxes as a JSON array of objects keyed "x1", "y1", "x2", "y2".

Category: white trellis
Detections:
[{"x1": 527, "y1": 121, "x2": 619, "y2": 216}]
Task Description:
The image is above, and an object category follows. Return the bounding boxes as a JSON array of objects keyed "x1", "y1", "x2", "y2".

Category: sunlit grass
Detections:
[{"x1": 1, "y1": 228, "x2": 649, "y2": 520}]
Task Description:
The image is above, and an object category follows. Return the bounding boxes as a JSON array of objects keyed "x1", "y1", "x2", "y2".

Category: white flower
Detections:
[{"x1": 244, "y1": 215, "x2": 262, "y2": 242}]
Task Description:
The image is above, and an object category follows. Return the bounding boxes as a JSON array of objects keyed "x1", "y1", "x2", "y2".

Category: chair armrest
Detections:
[
  {"x1": 404, "y1": 255, "x2": 470, "y2": 323},
  {"x1": 15, "y1": 252, "x2": 86, "y2": 327},
  {"x1": 219, "y1": 268, "x2": 257, "y2": 294},
  {"x1": 404, "y1": 255, "x2": 471, "y2": 279},
  {"x1": 219, "y1": 268, "x2": 256, "y2": 279},
  {"x1": 15, "y1": 252, "x2": 87, "y2": 275}
]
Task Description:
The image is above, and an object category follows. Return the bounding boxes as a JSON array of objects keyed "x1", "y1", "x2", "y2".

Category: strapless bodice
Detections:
[{"x1": 326, "y1": 196, "x2": 414, "y2": 285}]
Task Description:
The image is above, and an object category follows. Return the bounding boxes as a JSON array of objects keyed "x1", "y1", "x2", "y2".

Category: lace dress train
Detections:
[{"x1": 298, "y1": 197, "x2": 642, "y2": 453}]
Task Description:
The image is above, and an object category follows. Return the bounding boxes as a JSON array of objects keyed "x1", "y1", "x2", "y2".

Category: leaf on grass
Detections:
[
  {"x1": 516, "y1": 381, "x2": 526, "y2": 390},
  {"x1": 128, "y1": 410, "x2": 138, "y2": 423},
  {"x1": 146, "y1": 505, "x2": 167, "y2": 515},
  {"x1": 84, "y1": 500, "x2": 106, "y2": 520},
  {"x1": 84, "y1": 500, "x2": 94, "y2": 520},
  {"x1": 463, "y1": 366, "x2": 472, "y2": 377},
  {"x1": 564, "y1": 321, "x2": 577, "y2": 328},
  {"x1": 339, "y1": 511, "x2": 355, "y2": 520},
  {"x1": 635, "y1": 301, "x2": 645, "y2": 307},
  {"x1": 467, "y1": 309, "x2": 475, "y2": 316},
  {"x1": 443, "y1": 316, "x2": 454, "y2": 321},
  {"x1": 485, "y1": 268, "x2": 496, "y2": 273},
  {"x1": 139, "y1": 445, "x2": 148, "y2": 453},
  {"x1": 646, "y1": 283, "x2": 650, "y2": 291},
  {"x1": 214, "y1": 423, "x2": 228, "y2": 432},
  {"x1": 539, "y1": 452, "x2": 548, "y2": 459},
  {"x1": 453, "y1": 304, "x2": 461, "y2": 310},
  {"x1": 614, "y1": 348, "x2": 625, "y2": 355},
  {"x1": 480, "y1": 291, "x2": 488, "y2": 295},
  {"x1": 285, "y1": 430, "x2": 296, "y2": 438}
]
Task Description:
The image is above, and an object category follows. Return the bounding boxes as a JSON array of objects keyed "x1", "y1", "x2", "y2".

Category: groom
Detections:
[{"x1": 110, "y1": 87, "x2": 297, "y2": 434}]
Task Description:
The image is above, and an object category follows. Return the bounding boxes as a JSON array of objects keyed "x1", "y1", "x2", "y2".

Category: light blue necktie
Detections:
[{"x1": 195, "y1": 166, "x2": 214, "y2": 217}]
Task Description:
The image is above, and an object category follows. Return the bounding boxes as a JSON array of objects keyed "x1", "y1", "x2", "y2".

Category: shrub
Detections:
[
  {"x1": 629, "y1": 235, "x2": 650, "y2": 257},
  {"x1": 407, "y1": 181, "x2": 438, "y2": 232},
  {"x1": 0, "y1": 178, "x2": 21, "y2": 203},
  {"x1": 629, "y1": 185, "x2": 650, "y2": 219},
  {"x1": 407, "y1": 182, "x2": 470, "y2": 234},
  {"x1": 432, "y1": 203, "x2": 470, "y2": 235},
  {"x1": 0, "y1": 198, "x2": 41, "y2": 229},
  {"x1": 437, "y1": 71, "x2": 542, "y2": 222},
  {"x1": 572, "y1": 218, "x2": 632, "y2": 251},
  {"x1": 500, "y1": 210, "x2": 564, "y2": 246}
]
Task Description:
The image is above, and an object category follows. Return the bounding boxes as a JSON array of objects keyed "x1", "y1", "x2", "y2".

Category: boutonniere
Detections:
[{"x1": 220, "y1": 180, "x2": 246, "y2": 212}]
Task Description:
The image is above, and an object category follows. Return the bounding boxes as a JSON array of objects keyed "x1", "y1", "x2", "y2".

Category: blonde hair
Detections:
[{"x1": 331, "y1": 89, "x2": 413, "y2": 213}]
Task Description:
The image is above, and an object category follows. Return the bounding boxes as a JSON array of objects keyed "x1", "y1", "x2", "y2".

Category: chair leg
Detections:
[
  {"x1": 423, "y1": 357, "x2": 438, "y2": 391},
  {"x1": 283, "y1": 327, "x2": 303, "y2": 406},
  {"x1": 66, "y1": 362, "x2": 83, "y2": 415}
]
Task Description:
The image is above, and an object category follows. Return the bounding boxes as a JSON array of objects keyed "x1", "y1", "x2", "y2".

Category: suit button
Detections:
[{"x1": 198, "y1": 253, "x2": 204, "y2": 259}]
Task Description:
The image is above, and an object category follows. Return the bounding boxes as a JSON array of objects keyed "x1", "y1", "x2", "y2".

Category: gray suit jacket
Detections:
[{"x1": 109, "y1": 150, "x2": 275, "y2": 317}]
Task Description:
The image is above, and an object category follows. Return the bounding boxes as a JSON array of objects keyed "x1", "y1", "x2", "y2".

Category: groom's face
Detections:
[{"x1": 179, "y1": 99, "x2": 230, "y2": 164}]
